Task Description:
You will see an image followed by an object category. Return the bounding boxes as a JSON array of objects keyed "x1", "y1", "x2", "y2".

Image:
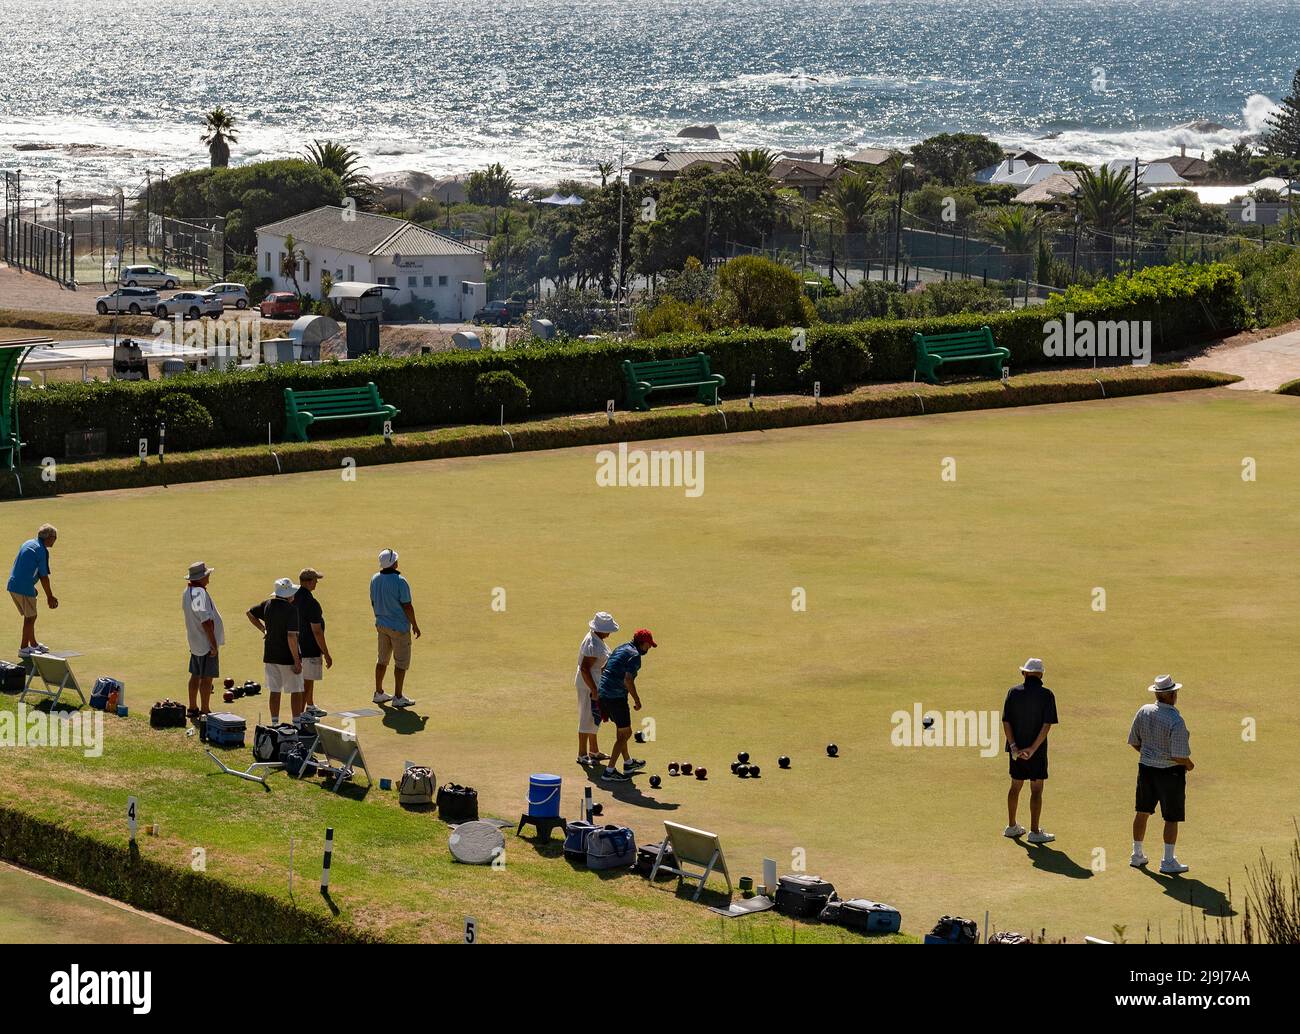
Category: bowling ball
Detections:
[
  {"x1": 590, "y1": 803, "x2": 603, "y2": 817},
  {"x1": 649, "y1": 774, "x2": 662, "y2": 788},
  {"x1": 222, "y1": 691, "x2": 234, "y2": 703},
  {"x1": 681, "y1": 763, "x2": 693, "y2": 776},
  {"x1": 668, "y1": 762, "x2": 680, "y2": 775},
  {"x1": 223, "y1": 678, "x2": 235, "y2": 690},
  {"x1": 634, "y1": 730, "x2": 645, "y2": 743},
  {"x1": 730, "y1": 761, "x2": 741, "y2": 774},
  {"x1": 695, "y1": 767, "x2": 707, "y2": 780},
  {"x1": 737, "y1": 751, "x2": 750, "y2": 764},
  {"x1": 778, "y1": 755, "x2": 791, "y2": 769},
  {"x1": 749, "y1": 764, "x2": 761, "y2": 777},
  {"x1": 737, "y1": 764, "x2": 751, "y2": 778},
  {"x1": 826, "y1": 743, "x2": 839, "y2": 757}
]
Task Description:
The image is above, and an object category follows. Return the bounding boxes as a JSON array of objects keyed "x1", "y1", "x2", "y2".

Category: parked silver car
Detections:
[
  {"x1": 117, "y1": 264, "x2": 179, "y2": 289},
  {"x1": 95, "y1": 286, "x2": 160, "y2": 315},
  {"x1": 156, "y1": 291, "x2": 223, "y2": 320},
  {"x1": 207, "y1": 282, "x2": 251, "y2": 309}
]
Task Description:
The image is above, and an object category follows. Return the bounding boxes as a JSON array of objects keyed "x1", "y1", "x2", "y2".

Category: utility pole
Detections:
[
  {"x1": 615, "y1": 143, "x2": 626, "y2": 329},
  {"x1": 1130, "y1": 157, "x2": 1140, "y2": 271}
]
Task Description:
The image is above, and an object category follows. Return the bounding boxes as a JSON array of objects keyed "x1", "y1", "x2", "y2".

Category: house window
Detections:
[
  {"x1": 278, "y1": 252, "x2": 285, "y2": 274},
  {"x1": 264, "y1": 252, "x2": 271, "y2": 272},
  {"x1": 438, "y1": 275, "x2": 448, "y2": 286},
  {"x1": 304, "y1": 259, "x2": 311, "y2": 281},
  {"x1": 423, "y1": 276, "x2": 433, "y2": 287},
  {"x1": 347, "y1": 265, "x2": 355, "y2": 280},
  {"x1": 408, "y1": 276, "x2": 417, "y2": 287},
  {"x1": 378, "y1": 276, "x2": 396, "y2": 286}
]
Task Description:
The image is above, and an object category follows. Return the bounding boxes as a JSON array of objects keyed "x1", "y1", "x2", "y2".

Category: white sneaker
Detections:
[
  {"x1": 1159, "y1": 857, "x2": 1190, "y2": 875},
  {"x1": 1003, "y1": 824, "x2": 1026, "y2": 838},
  {"x1": 391, "y1": 695, "x2": 415, "y2": 708},
  {"x1": 306, "y1": 704, "x2": 327, "y2": 717},
  {"x1": 18, "y1": 646, "x2": 34, "y2": 657},
  {"x1": 1026, "y1": 830, "x2": 1055, "y2": 844},
  {"x1": 373, "y1": 691, "x2": 394, "y2": 704},
  {"x1": 576, "y1": 754, "x2": 592, "y2": 765},
  {"x1": 31, "y1": 643, "x2": 49, "y2": 654},
  {"x1": 1130, "y1": 851, "x2": 1149, "y2": 868}
]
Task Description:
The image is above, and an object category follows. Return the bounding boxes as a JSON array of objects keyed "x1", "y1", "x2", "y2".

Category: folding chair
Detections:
[
  {"x1": 650, "y1": 821, "x2": 733, "y2": 902},
  {"x1": 21, "y1": 652, "x2": 87, "y2": 708},
  {"x1": 311, "y1": 723, "x2": 373, "y2": 793}
]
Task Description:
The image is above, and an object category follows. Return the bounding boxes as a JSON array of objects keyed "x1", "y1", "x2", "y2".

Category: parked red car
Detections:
[{"x1": 258, "y1": 292, "x2": 301, "y2": 318}]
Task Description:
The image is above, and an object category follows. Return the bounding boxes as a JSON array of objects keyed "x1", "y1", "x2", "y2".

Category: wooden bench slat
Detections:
[
  {"x1": 283, "y1": 382, "x2": 398, "y2": 442},
  {"x1": 913, "y1": 326, "x2": 1010, "y2": 385},
  {"x1": 622, "y1": 352, "x2": 725, "y2": 411}
]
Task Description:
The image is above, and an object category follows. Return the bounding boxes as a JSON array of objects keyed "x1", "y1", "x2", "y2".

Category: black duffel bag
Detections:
[
  {"x1": 436, "y1": 783, "x2": 479, "y2": 823},
  {"x1": 774, "y1": 875, "x2": 836, "y2": 918}
]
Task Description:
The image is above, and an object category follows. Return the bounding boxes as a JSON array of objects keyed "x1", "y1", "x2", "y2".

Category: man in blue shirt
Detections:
[
  {"x1": 7, "y1": 524, "x2": 59, "y2": 657},
  {"x1": 370, "y1": 548, "x2": 420, "y2": 708},
  {"x1": 597, "y1": 628, "x2": 655, "y2": 782}
]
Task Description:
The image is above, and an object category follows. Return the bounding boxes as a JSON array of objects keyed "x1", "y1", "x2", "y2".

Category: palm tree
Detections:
[
  {"x1": 1075, "y1": 164, "x2": 1136, "y2": 256},
  {"x1": 596, "y1": 161, "x2": 615, "y2": 188},
  {"x1": 985, "y1": 207, "x2": 1039, "y2": 280},
  {"x1": 828, "y1": 173, "x2": 878, "y2": 234},
  {"x1": 732, "y1": 148, "x2": 778, "y2": 177},
  {"x1": 302, "y1": 139, "x2": 377, "y2": 209},
  {"x1": 201, "y1": 107, "x2": 238, "y2": 168},
  {"x1": 280, "y1": 233, "x2": 304, "y2": 295}
]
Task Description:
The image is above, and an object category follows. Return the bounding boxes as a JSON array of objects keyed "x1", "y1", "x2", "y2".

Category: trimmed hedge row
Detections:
[
  {"x1": 0, "y1": 805, "x2": 379, "y2": 944},
  {"x1": 4, "y1": 367, "x2": 1238, "y2": 498},
  {"x1": 13, "y1": 263, "x2": 1246, "y2": 459}
]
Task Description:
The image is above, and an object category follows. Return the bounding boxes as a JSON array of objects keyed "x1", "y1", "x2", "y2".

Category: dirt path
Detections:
[{"x1": 1181, "y1": 318, "x2": 1300, "y2": 391}]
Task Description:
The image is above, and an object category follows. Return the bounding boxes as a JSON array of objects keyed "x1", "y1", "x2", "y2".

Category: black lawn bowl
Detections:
[
  {"x1": 680, "y1": 762, "x2": 693, "y2": 776},
  {"x1": 668, "y1": 762, "x2": 680, "y2": 776},
  {"x1": 649, "y1": 774, "x2": 662, "y2": 788},
  {"x1": 223, "y1": 678, "x2": 235, "y2": 690},
  {"x1": 730, "y1": 761, "x2": 741, "y2": 774},
  {"x1": 737, "y1": 764, "x2": 751, "y2": 778},
  {"x1": 749, "y1": 764, "x2": 761, "y2": 777},
  {"x1": 826, "y1": 743, "x2": 839, "y2": 758},
  {"x1": 634, "y1": 730, "x2": 645, "y2": 743},
  {"x1": 590, "y1": 803, "x2": 603, "y2": 817},
  {"x1": 737, "y1": 751, "x2": 750, "y2": 764},
  {"x1": 695, "y1": 767, "x2": 707, "y2": 780},
  {"x1": 778, "y1": 755, "x2": 791, "y2": 769}
]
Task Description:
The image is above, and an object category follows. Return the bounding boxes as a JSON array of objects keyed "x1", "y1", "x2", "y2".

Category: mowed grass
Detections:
[{"x1": 1, "y1": 387, "x2": 1298, "y2": 942}]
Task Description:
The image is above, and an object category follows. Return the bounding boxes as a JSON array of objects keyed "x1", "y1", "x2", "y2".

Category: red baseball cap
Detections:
[{"x1": 633, "y1": 628, "x2": 658, "y2": 648}]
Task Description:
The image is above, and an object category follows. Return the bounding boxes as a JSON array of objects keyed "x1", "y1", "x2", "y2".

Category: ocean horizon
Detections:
[{"x1": 2, "y1": 0, "x2": 1298, "y2": 203}]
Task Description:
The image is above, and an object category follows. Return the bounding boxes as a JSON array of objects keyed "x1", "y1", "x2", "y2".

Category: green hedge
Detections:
[
  {"x1": 13, "y1": 263, "x2": 1246, "y2": 460},
  {"x1": 4, "y1": 367, "x2": 1237, "y2": 498},
  {"x1": 0, "y1": 805, "x2": 379, "y2": 944}
]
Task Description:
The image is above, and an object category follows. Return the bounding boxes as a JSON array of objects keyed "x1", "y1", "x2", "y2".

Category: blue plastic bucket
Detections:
[{"x1": 527, "y1": 773, "x2": 563, "y2": 818}]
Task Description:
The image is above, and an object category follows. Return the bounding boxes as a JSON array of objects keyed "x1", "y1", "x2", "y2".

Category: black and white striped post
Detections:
[
  {"x1": 582, "y1": 786, "x2": 593, "y2": 824},
  {"x1": 320, "y1": 827, "x2": 334, "y2": 893}
]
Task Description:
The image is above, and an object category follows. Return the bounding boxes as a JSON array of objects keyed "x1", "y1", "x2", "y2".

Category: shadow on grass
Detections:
[
  {"x1": 1013, "y1": 840, "x2": 1094, "y2": 879},
  {"x1": 1140, "y1": 867, "x2": 1236, "y2": 916},
  {"x1": 380, "y1": 706, "x2": 428, "y2": 736},
  {"x1": 580, "y1": 768, "x2": 680, "y2": 812},
  {"x1": 319, "y1": 888, "x2": 341, "y2": 917}
]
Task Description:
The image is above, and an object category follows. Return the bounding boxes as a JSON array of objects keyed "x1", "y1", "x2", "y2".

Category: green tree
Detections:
[
  {"x1": 1075, "y1": 164, "x2": 1137, "y2": 254},
  {"x1": 201, "y1": 107, "x2": 238, "y2": 168},
  {"x1": 984, "y1": 207, "x2": 1039, "y2": 279},
  {"x1": 826, "y1": 173, "x2": 878, "y2": 233},
  {"x1": 1209, "y1": 142, "x2": 1255, "y2": 183},
  {"x1": 713, "y1": 255, "x2": 812, "y2": 328},
  {"x1": 280, "y1": 233, "x2": 305, "y2": 294},
  {"x1": 1264, "y1": 68, "x2": 1300, "y2": 159},
  {"x1": 596, "y1": 161, "x2": 615, "y2": 188},
  {"x1": 466, "y1": 163, "x2": 517, "y2": 207},
  {"x1": 302, "y1": 140, "x2": 377, "y2": 209},
  {"x1": 731, "y1": 148, "x2": 778, "y2": 177},
  {"x1": 909, "y1": 133, "x2": 1003, "y2": 185}
]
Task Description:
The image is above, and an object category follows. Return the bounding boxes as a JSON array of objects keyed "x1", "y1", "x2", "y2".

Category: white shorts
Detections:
[
  {"x1": 265, "y1": 663, "x2": 303, "y2": 695},
  {"x1": 577, "y1": 683, "x2": 599, "y2": 734},
  {"x1": 300, "y1": 656, "x2": 324, "y2": 681}
]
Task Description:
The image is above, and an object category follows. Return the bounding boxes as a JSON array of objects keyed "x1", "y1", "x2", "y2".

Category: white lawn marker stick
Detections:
[
  {"x1": 127, "y1": 796, "x2": 138, "y2": 842},
  {"x1": 289, "y1": 836, "x2": 294, "y2": 897},
  {"x1": 158, "y1": 421, "x2": 166, "y2": 461},
  {"x1": 137, "y1": 438, "x2": 148, "y2": 465},
  {"x1": 763, "y1": 857, "x2": 777, "y2": 898},
  {"x1": 748, "y1": 374, "x2": 755, "y2": 409},
  {"x1": 321, "y1": 827, "x2": 334, "y2": 892},
  {"x1": 606, "y1": 400, "x2": 615, "y2": 424},
  {"x1": 813, "y1": 381, "x2": 821, "y2": 405},
  {"x1": 984, "y1": 910, "x2": 989, "y2": 944},
  {"x1": 464, "y1": 916, "x2": 478, "y2": 944}
]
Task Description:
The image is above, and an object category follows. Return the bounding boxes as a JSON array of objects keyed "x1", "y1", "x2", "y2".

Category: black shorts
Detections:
[
  {"x1": 1008, "y1": 750, "x2": 1048, "y2": 781},
  {"x1": 189, "y1": 652, "x2": 219, "y2": 679},
  {"x1": 1135, "y1": 763, "x2": 1186, "y2": 822},
  {"x1": 599, "y1": 696, "x2": 631, "y2": 729}
]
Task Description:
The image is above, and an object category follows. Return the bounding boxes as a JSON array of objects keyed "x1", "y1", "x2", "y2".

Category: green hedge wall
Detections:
[{"x1": 14, "y1": 263, "x2": 1246, "y2": 459}]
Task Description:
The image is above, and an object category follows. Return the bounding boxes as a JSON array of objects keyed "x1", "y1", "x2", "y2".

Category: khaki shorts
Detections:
[
  {"x1": 10, "y1": 592, "x2": 37, "y2": 619},
  {"x1": 264, "y1": 662, "x2": 303, "y2": 695},
  {"x1": 300, "y1": 656, "x2": 324, "y2": 681},
  {"x1": 377, "y1": 627, "x2": 412, "y2": 671}
]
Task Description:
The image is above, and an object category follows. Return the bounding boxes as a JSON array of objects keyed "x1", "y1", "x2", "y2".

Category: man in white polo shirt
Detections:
[{"x1": 1128, "y1": 674, "x2": 1194, "y2": 875}]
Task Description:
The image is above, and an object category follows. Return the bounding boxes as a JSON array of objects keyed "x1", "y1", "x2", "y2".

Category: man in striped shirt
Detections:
[{"x1": 1127, "y1": 674, "x2": 1194, "y2": 875}]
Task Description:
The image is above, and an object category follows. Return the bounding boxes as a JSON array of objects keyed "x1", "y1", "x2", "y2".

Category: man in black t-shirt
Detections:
[
  {"x1": 246, "y1": 578, "x2": 303, "y2": 722},
  {"x1": 295, "y1": 568, "x2": 332, "y2": 718},
  {"x1": 1001, "y1": 657, "x2": 1059, "y2": 844}
]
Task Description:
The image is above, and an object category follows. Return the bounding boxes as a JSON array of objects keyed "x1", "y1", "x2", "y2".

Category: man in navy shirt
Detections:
[
  {"x1": 7, "y1": 524, "x2": 58, "y2": 657},
  {"x1": 597, "y1": 628, "x2": 655, "y2": 782},
  {"x1": 1001, "y1": 657, "x2": 1059, "y2": 844}
]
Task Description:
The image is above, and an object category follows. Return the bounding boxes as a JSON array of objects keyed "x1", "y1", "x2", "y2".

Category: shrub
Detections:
[
  {"x1": 474, "y1": 370, "x2": 531, "y2": 420},
  {"x1": 815, "y1": 281, "x2": 900, "y2": 323},
  {"x1": 885, "y1": 280, "x2": 1010, "y2": 318},
  {"x1": 714, "y1": 255, "x2": 816, "y2": 329},
  {"x1": 633, "y1": 297, "x2": 712, "y2": 337},
  {"x1": 152, "y1": 391, "x2": 214, "y2": 451}
]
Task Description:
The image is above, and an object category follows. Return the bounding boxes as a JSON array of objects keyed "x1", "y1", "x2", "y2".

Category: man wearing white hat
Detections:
[
  {"x1": 574, "y1": 612, "x2": 618, "y2": 765},
  {"x1": 1128, "y1": 674, "x2": 1194, "y2": 874},
  {"x1": 370, "y1": 548, "x2": 419, "y2": 708},
  {"x1": 245, "y1": 578, "x2": 303, "y2": 723},
  {"x1": 1001, "y1": 657, "x2": 1058, "y2": 844},
  {"x1": 182, "y1": 561, "x2": 223, "y2": 720}
]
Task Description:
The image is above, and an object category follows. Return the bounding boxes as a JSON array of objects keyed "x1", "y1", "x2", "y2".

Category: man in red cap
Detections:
[{"x1": 596, "y1": 628, "x2": 656, "y2": 782}]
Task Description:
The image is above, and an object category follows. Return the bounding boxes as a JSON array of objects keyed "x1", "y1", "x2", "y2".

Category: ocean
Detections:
[{"x1": 1, "y1": 0, "x2": 1298, "y2": 203}]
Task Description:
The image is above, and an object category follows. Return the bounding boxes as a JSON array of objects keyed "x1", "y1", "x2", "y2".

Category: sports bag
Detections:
[
  {"x1": 562, "y1": 820, "x2": 598, "y2": 861},
  {"x1": 253, "y1": 723, "x2": 300, "y2": 763},
  {"x1": 925, "y1": 915, "x2": 979, "y2": 944},
  {"x1": 634, "y1": 841, "x2": 677, "y2": 878},
  {"x1": 0, "y1": 660, "x2": 25, "y2": 693},
  {"x1": 281, "y1": 740, "x2": 315, "y2": 778},
  {"x1": 586, "y1": 825, "x2": 636, "y2": 870},
  {"x1": 988, "y1": 930, "x2": 1031, "y2": 945},
  {"x1": 149, "y1": 699, "x2": 187, "y2": 729},
  {"x1": 774, "y1": 875, "x2": 836, "y2": 918},
  {"x1": 821, "y1": 896, "x2": 902, "y2": 934},
  {"x1": 399, "y1": 766, "x2": 435, "y2": 806},
  {"x1": 437, "y1": 783, "x2": 479, "y2": 823},
  {"x1": 90, "y1": 677, "x2": 123, "y2": 711}
]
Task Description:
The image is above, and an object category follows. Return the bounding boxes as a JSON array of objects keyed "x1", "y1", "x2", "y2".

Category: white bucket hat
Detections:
[
  {"x1": 378, "y1": 548, "x2": 399, "y2": 570},
  {"x1": 1148, "y1": 674, "x2": 1182, "y2": 694},
  {"x1": 589, "y1": 611, "x2": 619, "y2": 633},
  {"x1": 273, "y1": 577, "x2": 299, "y2": 599},
  {"x1": 1019, "y1": 658, "x2": 1044, "y2": 675}
]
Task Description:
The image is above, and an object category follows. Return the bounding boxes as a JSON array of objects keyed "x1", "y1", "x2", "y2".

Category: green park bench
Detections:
[
  {"x1": 913, "y1": 326, "x2": 1010, "y2": 385},
  {"x1": 622, "y1": 352, "x2": 726, "y2": 411},
  {"x1": 283, "y1": 383, "x2": 399, "y2": 442},
  {"x1": 2, "y1": 339, "x2": 44, "y2": 474}
]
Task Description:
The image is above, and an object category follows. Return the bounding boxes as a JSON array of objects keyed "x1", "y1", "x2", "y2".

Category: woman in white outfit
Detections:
[{"x1": 575, "y1": 612, "x2": 618, "y2": 764}]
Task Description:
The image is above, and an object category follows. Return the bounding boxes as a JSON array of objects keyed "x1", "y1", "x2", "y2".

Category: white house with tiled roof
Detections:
[{"x1": 256, "y1": 206, "x2": 486, "y2": 316}]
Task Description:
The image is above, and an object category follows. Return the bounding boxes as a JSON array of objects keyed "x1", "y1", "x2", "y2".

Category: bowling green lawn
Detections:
[{"x1": 1, "y1": 385, "x2": 1298, "y2": 944}]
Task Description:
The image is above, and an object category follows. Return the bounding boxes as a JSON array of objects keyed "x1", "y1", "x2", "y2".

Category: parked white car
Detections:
[
  {"x1": 207, "y1": 282, "x2": 251, "y2": 309},
  {"x1": 156, "y1": 291, "x2": 223, "y2": 319},
  {"x1": 118, "y1": 264, "x2": 179, "y2": 289},
  {"x1": 95, "y1": 286, "x2": 160, "y2": 315}
]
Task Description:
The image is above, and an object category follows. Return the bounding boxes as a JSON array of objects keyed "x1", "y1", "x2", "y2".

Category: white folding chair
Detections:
[
  {"x1": 650, "y1": 821, "x2": 733, "y2": 901},
  {"x1": 21, "y1": 652, "x2": 87, "y2": 708},
  {"x1": 311, "y1": 723, "x2": 373, "y2": 793}
]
